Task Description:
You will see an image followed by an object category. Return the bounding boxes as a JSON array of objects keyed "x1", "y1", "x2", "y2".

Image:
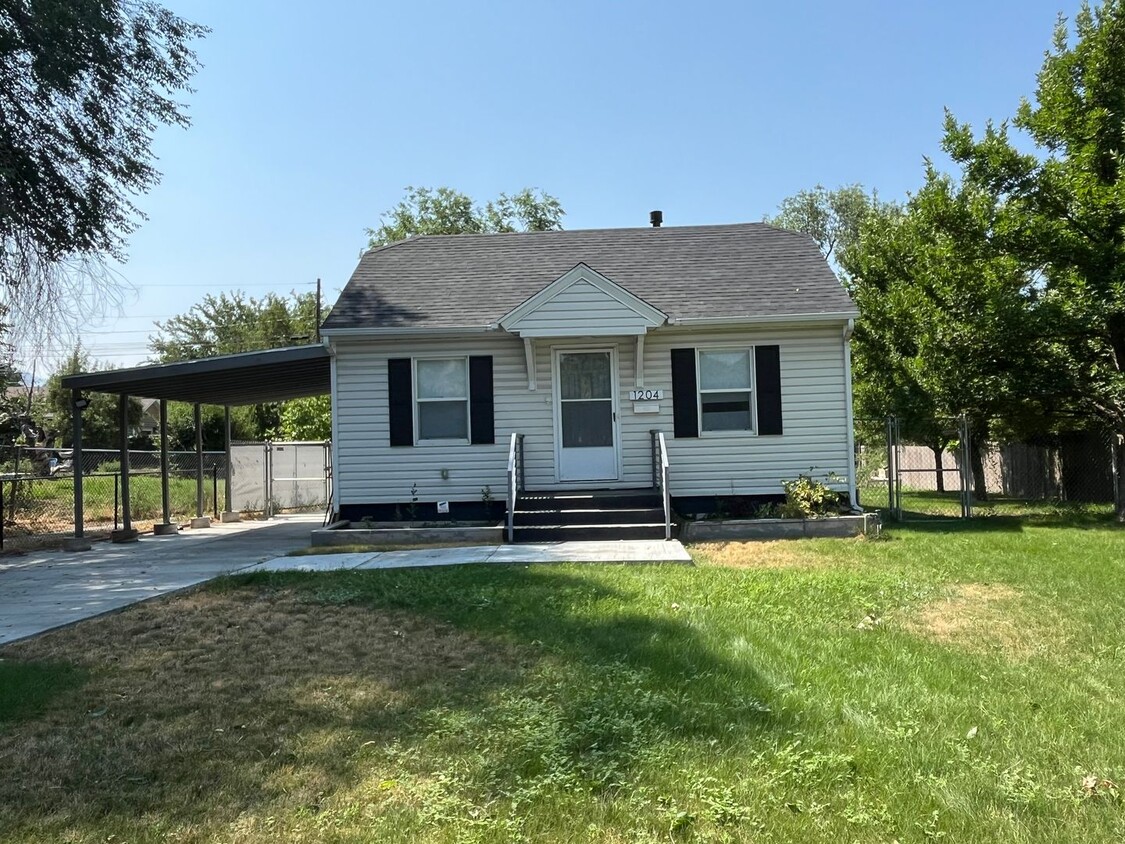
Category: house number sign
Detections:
[{"x1": 629, "y1": 389, "x2": 663, "y2": 401}]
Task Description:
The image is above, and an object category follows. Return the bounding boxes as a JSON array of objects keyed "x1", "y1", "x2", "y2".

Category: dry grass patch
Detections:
[
  {"x1": 0, "y1": 585, "x2": 524, "y2": 839},
  {"x1": 692, "y1": 539, "x2": 826, "y2": 570},
  {"x1": 904, "y1": 583, "x2": 1056, "y2": 658}
]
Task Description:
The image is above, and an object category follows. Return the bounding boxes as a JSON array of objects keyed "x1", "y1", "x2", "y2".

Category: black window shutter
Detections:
[
  {"x1": 387, "y1": 358, "x2": 414, "y2": 446},
  {"x1": 469, "y1": 356, "x2": 494, "y2": 444},
  {"x1": 670, "y1": 348, "x2": 699, "y2": 438},
  {"x1": 755, "y1": 345, "x2": 783, "y2": 435}
]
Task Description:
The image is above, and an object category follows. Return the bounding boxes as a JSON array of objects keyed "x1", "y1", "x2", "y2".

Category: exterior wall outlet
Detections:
[{"x1": 440, "y1": 468, "x2": 450, "y2": 480}]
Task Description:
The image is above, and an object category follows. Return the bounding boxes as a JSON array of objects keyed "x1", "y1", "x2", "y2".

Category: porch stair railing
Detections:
[
  {"x1": 650, "y1": 429, "x2": 672, "y2": 541},
  {"x1": 506, "y1": 432, "x2": 525, "y2": 542}
]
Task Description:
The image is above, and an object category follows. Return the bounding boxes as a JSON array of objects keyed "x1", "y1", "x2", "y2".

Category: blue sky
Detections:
[{"x1": 27, "y1": 0, "x2": 1080, "y2": 370}]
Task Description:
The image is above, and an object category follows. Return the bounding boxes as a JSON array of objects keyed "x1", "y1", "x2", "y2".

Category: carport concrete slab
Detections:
[{"x1": 0, "y1": 514, "x2": 322, "y2": 645}]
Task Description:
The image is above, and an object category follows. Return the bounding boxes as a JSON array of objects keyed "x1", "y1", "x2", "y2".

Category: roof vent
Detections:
[{"x1": 650, "y1": 210, "x2": 663, "y2": 228}]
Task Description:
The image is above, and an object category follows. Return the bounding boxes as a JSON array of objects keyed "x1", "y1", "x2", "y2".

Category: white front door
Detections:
[{"x1": 556, "y1": 349, "x2": 619, "y2": 482}]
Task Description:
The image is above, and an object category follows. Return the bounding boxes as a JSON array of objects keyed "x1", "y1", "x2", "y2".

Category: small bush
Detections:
[{"x1": 781, "y1": 472, "x2": 844, "y2": 518}]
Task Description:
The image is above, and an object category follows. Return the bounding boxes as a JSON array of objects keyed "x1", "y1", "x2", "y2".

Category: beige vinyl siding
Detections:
[
  {"x1": 331, "y1": 322, "x2": 851, "y2": 505},
  {"x1": 625, "y1": 325, "x2": 851, "y2": 498},
  {"x1": 511, "y1": 280, "x2": 654, "y2": 335}
]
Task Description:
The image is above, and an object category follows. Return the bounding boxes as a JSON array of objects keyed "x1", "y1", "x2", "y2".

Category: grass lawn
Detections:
[{"x1": 1, "y1": 516, "x2": 1123, "y2": 842}]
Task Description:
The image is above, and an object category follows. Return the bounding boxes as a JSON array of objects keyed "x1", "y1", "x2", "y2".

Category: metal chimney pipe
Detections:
[{"x1": 650, "y1": 210, "x2": 663, "y2": 228}]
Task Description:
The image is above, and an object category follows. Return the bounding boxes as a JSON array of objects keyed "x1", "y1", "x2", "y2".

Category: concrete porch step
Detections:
[
  {"x1": 513, "y1": 523, "x2": 671, "y2": 542},
  {"x1": 515, "y1": 507, "x2": 666, "y2": 526}
]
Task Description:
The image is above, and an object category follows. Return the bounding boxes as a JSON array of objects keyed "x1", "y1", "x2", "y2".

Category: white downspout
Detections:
[{"x1": 842, "y1": 319, "x2": 858, "y2": 510}]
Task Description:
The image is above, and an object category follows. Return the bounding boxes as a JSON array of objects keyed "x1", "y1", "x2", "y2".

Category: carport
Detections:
[{"x1": 60, "y1": 344, "x2": 331, "y2": 550}]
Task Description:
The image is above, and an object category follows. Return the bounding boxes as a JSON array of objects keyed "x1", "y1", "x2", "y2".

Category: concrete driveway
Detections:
[{"x1": 0, "y1": 515, "x2": 321, "y2": 645}]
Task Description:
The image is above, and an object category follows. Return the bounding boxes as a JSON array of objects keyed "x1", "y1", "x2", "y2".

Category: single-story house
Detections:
[{"x1": 321, "y1": 218, "x2": 859, "y2": 540}]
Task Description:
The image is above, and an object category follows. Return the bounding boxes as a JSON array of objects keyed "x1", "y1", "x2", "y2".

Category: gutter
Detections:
[
  {"x1": 668, "y1": 311, "x2": 859, "y2": 327},
  {"x1": 320, "y1": 325, "x2": 500, "y2": 338}
]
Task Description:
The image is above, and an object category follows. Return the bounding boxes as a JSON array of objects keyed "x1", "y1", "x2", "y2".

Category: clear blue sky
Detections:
[{"x1": 31, "y1": 0, "x2": 1080, "y2": 370}]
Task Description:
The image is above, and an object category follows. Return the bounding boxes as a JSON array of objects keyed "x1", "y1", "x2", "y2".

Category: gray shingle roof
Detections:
[{"x1": 322, "y1": 223, "x2": 856, "y2": 331}]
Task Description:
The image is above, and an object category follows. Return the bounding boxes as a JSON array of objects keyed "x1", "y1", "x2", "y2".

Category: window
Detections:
[
  {"x1": 698, "y1": 349, "x2": 754, "y2": 432},
  {"x1": 415, "y1": 357, "x2": 468, "y2": 440}
]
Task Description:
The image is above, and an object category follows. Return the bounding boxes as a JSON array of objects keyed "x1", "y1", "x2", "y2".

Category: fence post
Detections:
[
  {"x1": 212, "y1": 465, "x2": 219, "y2": 519},
  {"x1": 959, "y1": 415, "x2": 973, "y2": 519},
  {"x1": 114, "y1": 473, "x2": 120, "y2": 531},
  {"x1": 885, "y1": 416, "x2": 895, "y2": 518},
  {"x1": 1, "y1": 478, "x2": 5, "y2": 550}
]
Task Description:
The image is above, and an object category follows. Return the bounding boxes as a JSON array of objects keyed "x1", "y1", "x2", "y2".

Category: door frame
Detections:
[{"x1": 551, "y1": 344, "x2": 622, "y2": 485}]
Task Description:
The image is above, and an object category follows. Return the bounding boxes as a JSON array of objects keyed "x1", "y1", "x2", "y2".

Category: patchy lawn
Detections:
[{"x1": 1, "y1": 515, "x2": 1123, "y2": 842}]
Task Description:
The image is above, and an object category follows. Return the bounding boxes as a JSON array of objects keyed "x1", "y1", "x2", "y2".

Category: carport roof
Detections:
[{"x1": 61, "y1": 344, "x2": 331, "y2": 406}]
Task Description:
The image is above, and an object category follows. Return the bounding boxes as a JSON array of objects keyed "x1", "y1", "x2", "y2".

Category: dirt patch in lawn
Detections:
[
  {"x1": 0, "y1": 586, "x2": 525, "y2": 835},
  {"x1": 693, "y1": 540, "x2": 824, "y2": 570},
  {"x1": 906, "y1": 583, "x2": 1049, "y2": 658}
]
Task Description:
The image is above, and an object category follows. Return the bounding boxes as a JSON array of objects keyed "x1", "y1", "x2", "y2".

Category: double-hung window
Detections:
[
  {"x1": 698, "y1": 348, "x2": 755, "y2": 432},
  {"x1": 415, "y1": 357, "x2": 469, "y2": 441}
]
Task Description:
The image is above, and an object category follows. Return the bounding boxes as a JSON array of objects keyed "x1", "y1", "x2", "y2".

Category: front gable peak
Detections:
[{"x1": 499, "y1": 263, "x2": 667, "y2": 338}]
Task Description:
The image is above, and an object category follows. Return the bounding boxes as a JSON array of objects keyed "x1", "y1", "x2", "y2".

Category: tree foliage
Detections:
[
  {"x1": 941, "y1": 0, "x2": 1125, "y2": 516},
  {"x1": 366, "y1": 186, "x2": 564, "y2": 248},
  {"x1": 149, "y1": 291, "x2": 320, "y2": 362},
  {"x1": 0, "y1": 0, "x2": 207, "y2": 310},
  {"x1": 39, "y1": 345, "x2": 142, "y2": 449},
  {"x1": 278, "y1": 395, "x2": 331, "y2": 441},
  {"x1": 147, "y1": 290, "x2": 323, "y2": 445},
  {"x1": 765, "y1": 184, "x2": 877, "y2": 266}
]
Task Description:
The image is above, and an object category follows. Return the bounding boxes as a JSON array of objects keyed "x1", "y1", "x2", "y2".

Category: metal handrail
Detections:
[
  {"x1": 651, "y1": 430, "x2": 672, "y2": 541},
  {"x1": 506, "y1": 433, "x2": 524, "y2": 542}
]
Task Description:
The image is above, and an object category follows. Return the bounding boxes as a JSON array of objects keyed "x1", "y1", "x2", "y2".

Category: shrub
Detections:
[{"x1": 780, "y1": 472, "x2": 844, "y2": 518}]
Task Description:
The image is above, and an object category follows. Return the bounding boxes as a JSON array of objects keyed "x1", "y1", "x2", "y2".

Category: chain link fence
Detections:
[
  {"x1": 1, "y1": 447, "x2": 226, "y2": 551},
  {"x1": 857, "y1": 416, "x2": 1120, "y2": 520}
]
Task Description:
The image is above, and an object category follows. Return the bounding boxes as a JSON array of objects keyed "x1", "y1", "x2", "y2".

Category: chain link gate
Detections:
[
  {"x1": 885, "y1": 416, "x2": 973, "y2": 521},
  {"x1": 228, "y1": 441, "x2": 331, "y2": 519}
]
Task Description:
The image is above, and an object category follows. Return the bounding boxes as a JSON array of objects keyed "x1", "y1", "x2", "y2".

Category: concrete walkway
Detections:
[
  {"x1": 0, "y1": 521, "x2": 691, "y2": 646},
  {"x1": 243, "y1": 539, "x2": 692, "y2": 572},
  {"x1": 0, "y1": 515, "x2": 323, "y2": 645}
]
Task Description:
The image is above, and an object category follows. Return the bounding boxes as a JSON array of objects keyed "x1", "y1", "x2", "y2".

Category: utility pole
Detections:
[{"x1": 315, "y1": 277, "x2": 322, "y2": 342}]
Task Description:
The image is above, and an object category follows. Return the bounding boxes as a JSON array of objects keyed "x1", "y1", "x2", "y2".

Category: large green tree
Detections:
[
  {"x1": 148, "y1": 291, "x2": 322, "y2": 447},
  {"x1": 942, "y1": 0, "x2": 1125, "y2": 518},
  {"x1": 366, "y1": 186, "x2": 564, "y2": 247},
  {"x1": 843, "y1": 169, "x2": 1063, "y2": 499},
  {"x1": 39, "y1": 345, "x2": 142, "y2": 450},
  {"x1": 0, "y1": 0, "x2": 206, "y2": 320}
]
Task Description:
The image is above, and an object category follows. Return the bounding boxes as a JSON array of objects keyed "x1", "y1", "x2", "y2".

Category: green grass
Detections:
[
  {"x1": 0, "y1": 660, "x2": 85, "y2": 725},
  {"x1": 6, "y1": 474, "x2": 226, "y2": 528},
  {"x1": 1, "y1": 515, "x2": 1123, "y2": 842}
]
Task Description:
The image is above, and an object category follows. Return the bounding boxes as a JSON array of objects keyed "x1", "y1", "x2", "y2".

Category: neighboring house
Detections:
[
  {"x1": 138, "y1": 398, "x2": 161, "y2": 438},
  {"x1": 321, "y1": 220, "x2": 859, "y2": 539}
]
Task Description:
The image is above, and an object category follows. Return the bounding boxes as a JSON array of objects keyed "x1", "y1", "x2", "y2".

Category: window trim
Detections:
[
  {"x1": 695, "y1": 346, "x2": 757, "y2": 436},
  {"x1": 412, "y1": 355, "x2": 471, "y2": 444}
]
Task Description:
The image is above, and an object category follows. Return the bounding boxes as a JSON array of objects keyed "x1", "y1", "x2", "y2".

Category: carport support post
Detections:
[
  {"x1": 190, "y1": 403, "x2": 210, "y2": 529},
  {"x1": 221, "y1": 405, "x2": 238, "y2": 522},
  {"x1": 153, "y1": 400, "x2": 177, "y2": 535},
  {"x1": 111, "y1": 394, "x2": 138, "y2": 542},
  {"x1": 63, "y1": 389, "x2": 91, "y2": 552}
]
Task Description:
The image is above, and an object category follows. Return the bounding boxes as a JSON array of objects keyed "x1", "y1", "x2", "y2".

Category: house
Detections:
[{"x1": 321, "y1": 219, "x2": 859, "y2": 539}]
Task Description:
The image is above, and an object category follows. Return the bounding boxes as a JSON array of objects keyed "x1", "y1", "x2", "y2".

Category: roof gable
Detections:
[{"x1": 499, "y1": 264, "x2": 667, "y2": 337}]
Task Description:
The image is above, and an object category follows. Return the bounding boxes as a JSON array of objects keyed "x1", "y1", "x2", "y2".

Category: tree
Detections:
[
  {"x1": 366, "y1": 186, "x2": 564, "y2": 247},
  {"x1": 39, "y1": 345, "x2": 142, "y2": 450},
  {"x1": 1, "y1": 1, "x2": 207, "y2": 328},
  {"x1": 278, "y1": 395, "x2": 331, "y2": 441},
  {"x1": 942, "y1": 0, "x2": 1125, "y2": 519},
  {"x1": 149, "y1": 291, "x2": 321, "y2": 361},
  {"x1": 843, "y1": 170, "x2": 1061, "y2": 500},
  {"x1": 148, "y1": 290, "x2": 323, "y2": 444},
  {"x1": 765, "y1": 184, "x2": 878, "y2": 267}
]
